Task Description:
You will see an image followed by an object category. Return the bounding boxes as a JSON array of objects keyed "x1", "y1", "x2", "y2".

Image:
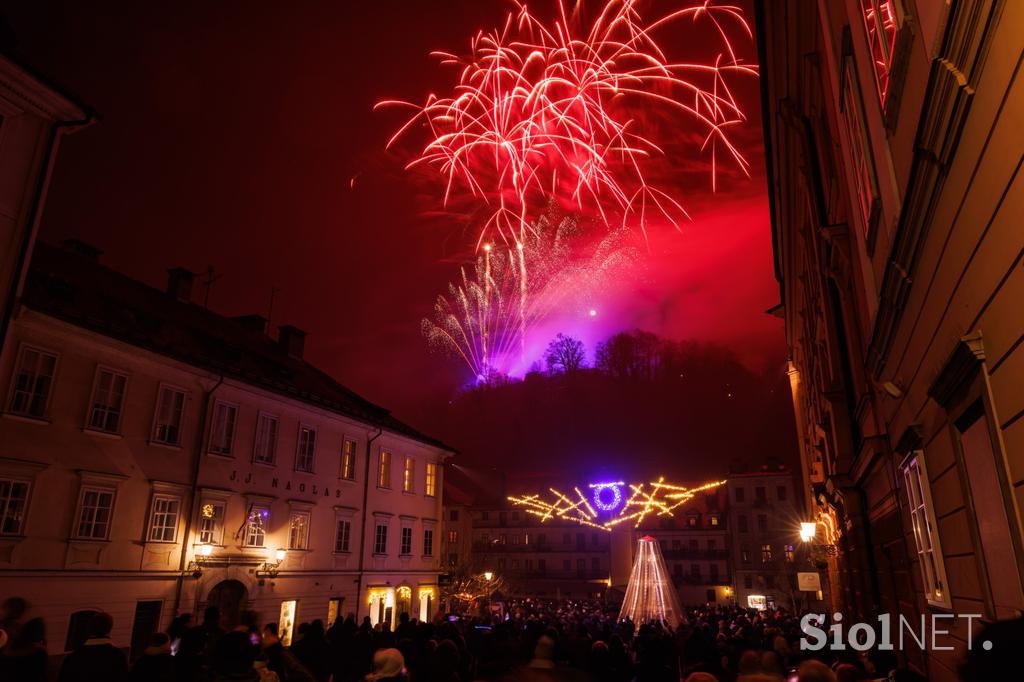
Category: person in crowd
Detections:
[
  {"x1": 57, "y1": 611, "x2": 128, "y2": 682},
  {"x1": 366, "y1": 647, "x2": 406, "y2": 681},
  {"x1": 0, "y1": 616, "x2": 47, "y2": 682},
  {"x1": 130, "y1": 632, "x2": 175, "y2": 682},
  {"x1": 290, "y1": 619, "x2": 331, "y2": 682}
]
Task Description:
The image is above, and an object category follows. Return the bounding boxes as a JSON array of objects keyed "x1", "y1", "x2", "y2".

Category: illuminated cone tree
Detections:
[{"x1": 618, "y1": 536, "x2": 683, "y2": 627}]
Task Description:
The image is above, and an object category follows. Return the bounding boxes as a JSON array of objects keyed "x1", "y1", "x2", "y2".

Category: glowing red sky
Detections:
[{"x1": 5, "y1": 0, "x2": 786, "y2": 429}]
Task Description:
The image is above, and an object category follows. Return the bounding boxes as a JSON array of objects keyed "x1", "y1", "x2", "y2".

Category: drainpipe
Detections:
[
  {"x1": 171, "y1": 372, "x2": 224, "y2": 617},
  {"x1": 354, "y1": 424, "x2": 384, "y2": 620},
  {"x1": 0, "y1": 113, "x2": 96, "y2": 357}
]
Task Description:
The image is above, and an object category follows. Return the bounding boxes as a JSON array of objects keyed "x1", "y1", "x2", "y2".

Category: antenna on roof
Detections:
[
  {"x1": 201, "y1": 265, "x2": 223, "y2": 309},
  {"x1": 267, "y1": 285, "x2": 282, "y2": 329}
]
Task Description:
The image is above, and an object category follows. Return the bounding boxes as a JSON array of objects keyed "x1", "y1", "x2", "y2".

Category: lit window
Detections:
[
  {"x1": 425, "y1": 462, "x2": 437, "y2": 497},
  {"x1": 448, "y1": 530, "x2": 457, "y2": 543},
  {"x1": 289, "y1": 510, "x2": 310, "y2": 550},
  {"x1": 152, "y1": 386, "x2": 186, "y2": 445},
  {"x1": 374, "y1": 523, "x2": 388, "y2": 554},
  {"x1": 335, "y1": 519, "x2": 351, "y2": 552},
  {"x1": 423, "y1": 528, "x2": 434, "y2": 556},
  {"x1": 87, "y1": 368, "x2": 128, "y2": 433},
  {"x1": 198, "y1": 501, "x2": 225, "y2": 545},
  {"x1": 7, "y1": 346, "x2": 58, "y2": 418},
  {"x1": 709, "y1": 515, "x2": 719, "y2": 526},
  {"x1": 244, "y1": 506, "x2": 270, "y2": 547},
  {"x1": 208, "y1": 401, "x2": 237, "y2": 455},
  {"x1": 253, "y1": 413, "x2": 279, "y2": 464},
  {"x1": 340, "y1": 439, "x2": 357, "y2": 480},
  {"x1": 840, "y1": 51, "x2": 880, "y2": 235},
  {"x1": 741, "y1": 547, "x2": 750, "y2": 563},
  {"x1": 148, "y1": 495, "x2": 180, "y2": 542},
  {"x1": 761, "y1": 544, "x2": 773, "y2": 562},
  {"x1": 785, "y1": 544, "x2": 795, "y2": 562},
  {"x1": 400, "y1": 527, "x2": 413, "y2": 555},
  {"x1": 0, "y1": 479, "x2": 31, "y2": 536},
  {"x1": 860, "y1": 0, "x2": 898, "y2": 103},
  {"x1": 403, "y1": 457, "x2": 415, "y2": 493},
  {"x1": 295, "y1": 425, "x2": 317, "y2": 472},
  {"x1": 903, "y1": 453, "x2": 950, "y2": 607},
  {"x1": 378, "y1": 450, "x2": 392, "y2": 488},
  {"x1": 75, "y1": 487, "x2": 115, "y2": 539}
]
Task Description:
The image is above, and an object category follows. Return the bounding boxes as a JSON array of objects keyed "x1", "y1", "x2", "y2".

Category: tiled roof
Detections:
[{"x1": 21, "y1": 242, "x2": 454, "y2": 452}]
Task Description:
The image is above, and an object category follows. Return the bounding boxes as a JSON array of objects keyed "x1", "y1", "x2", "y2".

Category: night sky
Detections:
[{"x1": 2, "y1": 0, "x2": 795, "y2": 482}]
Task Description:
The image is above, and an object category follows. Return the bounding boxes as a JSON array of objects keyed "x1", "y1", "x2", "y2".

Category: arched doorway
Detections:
[
  {"x1": 395, "y1": 586, "x2": 412, "y2": 622},
  {"x1": 206, "y1": 579, "x2": 248, "y2": 630}
]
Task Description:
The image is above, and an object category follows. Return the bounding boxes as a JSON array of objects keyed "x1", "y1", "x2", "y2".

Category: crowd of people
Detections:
[{"x1": 0, "y1": 595, "x2": 1014, "y2": 681}]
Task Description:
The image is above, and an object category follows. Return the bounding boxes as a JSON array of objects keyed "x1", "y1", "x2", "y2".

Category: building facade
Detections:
[
  {"x1": 760, "y1": 1, "x2": 1024, "y2": 679},
  {"x1": 0, "y1": 242, "x2": 452, "y2": 658},
  {"x1": 0, "y1": 55, "x2": 94, "y2": 351}
]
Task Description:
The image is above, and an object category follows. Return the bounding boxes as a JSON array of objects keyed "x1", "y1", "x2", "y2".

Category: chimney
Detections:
[
  {"x1": 278, "y1": 325, "x2": 306, "y2": 358},
  {"x1": 232, "y1": 314, "x2": 268, "y2": 334},
  {"x1": 61, "y1": 238, "x2": 103, "y2": 261},
  {"x1": 166, "y1": 267, "x2": 196, "y2": 303}
]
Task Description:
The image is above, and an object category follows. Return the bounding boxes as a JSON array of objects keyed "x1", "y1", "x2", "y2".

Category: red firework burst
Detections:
[{"x1": 377, "y1": 0, "x2": 756, "y2": 249}]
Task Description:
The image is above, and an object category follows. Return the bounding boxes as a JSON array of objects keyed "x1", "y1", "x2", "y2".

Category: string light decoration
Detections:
[
  {"x1": 508, "y1": 478, "x2": 726, "y2": 531},
  {"x1": 589, "y1": 482, "x2": 625, "y2": 512},
  {"x1": 619, "y1": 535, "x2": 683, "y2": 626}
]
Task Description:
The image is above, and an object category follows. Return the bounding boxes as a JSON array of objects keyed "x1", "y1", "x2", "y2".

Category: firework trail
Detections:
[
  {"x1": 422, "y1": 212, "x2": 639, "y2": 381},
  {"x1": 378, "y1": 0, "x2": 756, "y2": 249}
]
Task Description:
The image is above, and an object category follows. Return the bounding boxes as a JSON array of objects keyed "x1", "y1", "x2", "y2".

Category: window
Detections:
[
  {"x1": 840, "y1": 49, "x2": 880, "y2": 235},
  {"x1": 737, "y1": 515, "x2": 748, "y2": 533},
  {"x1": 378, "y1": 450, "x2": 392, "y2": 488},
  {"x1": 448, "y1": 529, "x2": 457, "y2": 543},
  {"x1": 784, "y1": 544, "x2": 795, "y2": 562},
  {"x1": 690, "y1": 564, "x2": 701, "y2": 579},
  {"x1": 592, "y1": 557, "x2": 600, "y2": 571},
  {"x1": 563, "y1": 559, "x2": 570, "y2": 571},
  {"x1": 148, "y1": 495, "x2": 180, "y2": 542},
  {"x1": 244, "y1": 505, "x2": 269, "y2": 547},
  {"x1": 757, "y1": 515, "x2": 768, "y2": 532},
  {"x1": 689, "y1": 539, "x2": 699, "y2": 551},
  {"x1": 511, "y1": 534, "x2": 520, "y2": 545},
  {"x1": 776, "y1": 486, "x2": 787, "y2": 502},
  {"x1": 672, "y1": 539, "x2": 681, "y2": 550},
  {"x1": 198, "y1": 501, "x2": 225, "y2": 545},
  {"x1": 741, "y1": 547, "x2": 750, "y2": 563},
  {"x1": 0, "y1": 479, "x2": 30, "y2": 535},
  {"x1": 253, "y1": 413, "x2": 278, "y2": 464},
  {"x1": 709, "y1": 515, "x2": 719, "y2": 526},
  {"x1": 449, "y1": 509, "x2": 459, "y2": 522},
  {"x1": 289, "y1": 510, "x2": 310, "y2": 550},
  {"x1": 400, "y1": 527, "x2": 413, "y2": 555},
  {"x1": 75, "y1": 487, "x2": 115, "y2": 539},
  {"x1": 766, "y1": 575, "x2": 776, "y2": 589},
  {"x1": 498, "y1": 558, "x2": 506, "y2": 569},
  {"x1": 761, "y1": 544, "x2": 773, "y2": 562},
  {"x1": 734, "y1": 487, "x2": 745, "y2": 503},
  {"x1": 511, "y1": 559, "x2": 519, "y2": 570},
  {"x1": 340, "y1": 439, "x2": 357, "y2": 480},
  {"x1": 687, "y1": 515, "x2": 698, "y2": 527},
  {"x1": 744, "y1": 575, "x2": 753, "y2": 589},
  {"x1": 425, "y1": 462, "x2": 437, "y2": 497},
  {"x1": 754, "y1": 486, "x2": 766, "y2": 501},
  {"x1": 374, "y1": 523, "x2": 388, "y2": 554},
  {"x1": 335, "y1": 519, "x2": 352, "y2": 552},
  {"x1": 403, "y1": 457, "x2": 415, "y2": 493},
  {"x1": 860, "y1": 0, "x2": 898, "y2": 104},
  {"x1": 576, "y1": 558, "x2": 585, "y2": 571},
  {"x1": 87, "y1": 368, "x2": 128, "y2": 433},
  {"x1": 449, "y1": 554, "x2": 458, "y2": 567},
  {"x1": 538, "y1": 558, "x2": 546, "y2": 571},
  {"x1": 7, "y1": 345, "x2": 57, "y2": 418},
  {"x1": 525, "y1": 559, "x2": 533, "y2": 570},
  {"x1": 709, "y1": 564, "x2": 719, "y2": 581},
  {"x1": 481, "y1": 511, "x2": 489, "y2": 521},
  {"x1": 209, "y1": 401, "x2": 237, "y2": 455},
  {"x1": 674, "y1": 563, "x2": 683, "y2": 577},
  {"x1": 903, "y1": 453, "x2": 950, "y2": 607},
  {"x1": 295, "y1": 425, "x2": 316, "y2": 472},
  {"x1": 423, "y1": 528, "x2": 434, "y2": 556},
  {"x1": 152, "y1": 385, "x2": 186, "y2": 445},
  {"x1": 708, "y1": 540, "x2": 716, "y2": 550}
]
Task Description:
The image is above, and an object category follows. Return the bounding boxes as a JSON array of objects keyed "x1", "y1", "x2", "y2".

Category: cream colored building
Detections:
[{"x1": 0, "y1": 242, "x2": 452, "y2": 657}]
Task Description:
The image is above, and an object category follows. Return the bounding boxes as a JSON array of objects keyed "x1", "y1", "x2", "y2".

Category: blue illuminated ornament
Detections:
[{"x1": 590, "y1": 482, "x2": 625, "y2": 513}]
